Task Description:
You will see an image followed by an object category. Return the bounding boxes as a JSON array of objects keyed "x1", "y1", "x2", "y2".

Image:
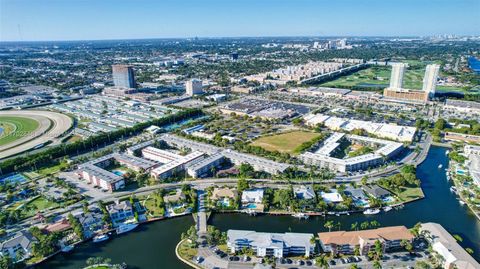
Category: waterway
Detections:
[
  {"x1": 37, "y1": 146, "x2": 480, "y2": 268},
  {"x1": 468, "y1": 56, "x2": 480, "y2": 74}
]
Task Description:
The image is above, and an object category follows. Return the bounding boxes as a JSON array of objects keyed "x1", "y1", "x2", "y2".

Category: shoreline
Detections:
[{"x1": 175, "y1": 239, "x2": 202, "y2": 269}]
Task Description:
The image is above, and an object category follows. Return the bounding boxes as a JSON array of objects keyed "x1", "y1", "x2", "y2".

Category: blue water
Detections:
[
  {"x1": 468, "y1": 56, "x2": 480, "y2": 74},
  {"x1": 0, "y1": 127, "x2": 3, "y2": 136},
  {"x1": 245, "y1": 203, "x2": 257, "y2": 209},
  {"x1": 0, "y1": 173, "x2": 27, "y2": 185},
  {"x1": 112, "y1": 170, "x2": 125, "y2": 176}
]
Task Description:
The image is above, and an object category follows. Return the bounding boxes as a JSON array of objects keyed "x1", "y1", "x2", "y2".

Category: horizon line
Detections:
[{"x1": 1, "y1": 34, "x2": 478, "y2": 44}]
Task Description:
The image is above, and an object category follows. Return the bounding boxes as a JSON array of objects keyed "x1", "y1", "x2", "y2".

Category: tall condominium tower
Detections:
[
  {"x1": 422, "y1": 64, "x2": 440, "y2": 96},
  {"x1": 186, "y1": 79, "x2": 203, "y2": 96},
  {"x1": 112, "y1": 64, "x2": 136, "y2": 88},
  {"x1": 389, "y1": 63, "x2": 406, "y2": 90}
]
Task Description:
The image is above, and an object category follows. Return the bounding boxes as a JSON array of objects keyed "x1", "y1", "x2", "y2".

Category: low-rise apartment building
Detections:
[
  {"x1": 227, "y1": 230, "x2": 315, "y2": 258},
  {"x1": 318, "y1": 226, "x2": 414, "y2": 255}
]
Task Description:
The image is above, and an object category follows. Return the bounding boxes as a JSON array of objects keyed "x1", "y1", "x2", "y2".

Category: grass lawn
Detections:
[
  {"x1": 142, "y1": 197, "x2": 165, "y2": 217},
  {"x1": 250, "y1": 131, "x2": 322, "y2": 154},
  {"x1": 394, "y1": 186, "x2": 425, "y2": 202},
  {"x1": 178, "y1": 240, "x2": 198, "y2": 261},
  {"x1": 0, "y1": 116, "x2": 40, "y2": 146},
  {"x1": 38, "y1": 161, "x2": 69, "y2": 176},
  {"x1": 23, "y1": 196, "x2": 60, "y2": 216}
]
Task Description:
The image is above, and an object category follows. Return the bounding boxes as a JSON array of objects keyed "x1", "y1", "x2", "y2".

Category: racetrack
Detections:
[{"x1": 0, "y1": 110, "x2": 73, "y2": 160}]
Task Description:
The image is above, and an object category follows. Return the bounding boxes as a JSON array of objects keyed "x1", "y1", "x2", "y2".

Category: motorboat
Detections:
[
  {"x1": 459, "y1": 200, "x2": 466, "y2": 205},
  {"x1": 292, "y1": 213, "x2": 309, "y2": 219},
  {"x1": 61, "y1": 245, "x2": 74, "y2": 252},
  {"x1": 93, "y1": 234, "x2": 110, "y2": 243},
  {"x1": 383, "y1": 206, "x2": 393, "y2": 212},
  {"x1": 438, "y1": 164, "x2": 443, "y2": 169},
  {"x1": 363, "y1": 208, "x2": 381, "y2": 215},
  {"x1": 116, "y1": 223, "x2": 138, "y2": 235}
]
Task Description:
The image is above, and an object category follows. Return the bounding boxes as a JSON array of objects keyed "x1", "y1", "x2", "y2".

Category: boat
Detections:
[
  {"x1": 61, "y1": 245, "x2": 74, "y2": 252},
  {"x1": 116, "y1": 223, "x2": 138, "y2": 235},
  {"x1": 93, "y1": 234, "x2": 110, "y2": 243},
  {"x1": 292, "y1": 213, "x2": 309, "y2": 219},
  {"x1": 446, "y1": 150, "x2": 450, "y2": 155},
  {"x1": 383, "y1": 206, "x2": 393, "y2": 212},
  {"x1": 459, "y1": 200, "x2": 466, "y2": 205},
  {"x1": 438, "y1": 164, "x2": 443, "y2": 169},
  {"x1": 363, "y1": 208, "x2": 381, "y2": 215},
  {"x1": 450, "y1": 186, "x2": 457, "y2": 193},
  {"x1": 245, "y1": 209, "x2": 257, "y2": 216}
]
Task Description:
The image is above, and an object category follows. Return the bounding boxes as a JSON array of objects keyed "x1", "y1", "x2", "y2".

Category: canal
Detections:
[{"x1": 37, "y1": 146, "x2": 480, "y2": 268}]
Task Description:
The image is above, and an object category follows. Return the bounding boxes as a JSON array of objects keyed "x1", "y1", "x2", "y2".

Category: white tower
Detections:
[
  {"x1": 422, "y1": 64, "x2": 440, "y2": 97},
  {"x1": 389, "y1": 63, "x2": 406, "y2": 90}
]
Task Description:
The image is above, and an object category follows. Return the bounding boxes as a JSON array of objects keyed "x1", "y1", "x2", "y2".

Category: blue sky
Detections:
[{"x1": 1, "y1": 0, "x2": 479, "y2": 41}]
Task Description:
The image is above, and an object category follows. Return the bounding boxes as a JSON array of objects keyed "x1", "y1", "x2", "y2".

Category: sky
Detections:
[{"x1": 0, "y1": 0, "x2": 479, "y2": 42}]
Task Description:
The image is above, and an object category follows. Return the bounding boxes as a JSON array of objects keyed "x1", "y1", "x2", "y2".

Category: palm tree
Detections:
[
  {"x1": 351, "y1": 222, "x2": 359, "y2": 231},
  {"x1": 324, "y1": 220, "x2": 334, "y2": 232},
  {"x1": 315, "y1": 254, "x2": 329, "y2": 269}
]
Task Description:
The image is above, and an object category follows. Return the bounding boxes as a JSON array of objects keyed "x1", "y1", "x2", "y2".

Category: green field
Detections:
[
  {"x1": 319, "y1": 62, "x2": 470, "y2": 93},
  {"x1": 250, "y1": 131, "x2": 322, "y2": 154},
  {"x1": 0, "y1": 116, "x2": 40, "y2": 146}
]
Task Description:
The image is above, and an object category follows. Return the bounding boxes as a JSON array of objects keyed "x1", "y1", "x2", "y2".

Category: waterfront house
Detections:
[
  {"x1": 362, "y1": 185, "x2": 392, "y2": 199},
  {"x1": 227, "y1": 230, "x2": 315, "y2": 258},
  {"x1": 344, "y1": 187, "x2": 370, "y2": 208},
  {"x1": 163, "y1": 189, "x2": 186, "y2": 204},
  {"x1": 318, "y1": 226, "x2": 413, "y2": 256},
  {"x1": 211, "y1": 187, "x2": 238, "y2": 201},
  {"x1": 107, "y1": 200, "x2": 134, "y2": 226},
  {"x1": 75, "y1": 210, "x2": 105, "y2": 238},
  {"x1": 0, "y1": 230, "x2": 37, "y2": 262},
  {"x1": 293, "y1": 185, "x2": 316, "y2": 200},
  {"x1": 320, "y1": 189, "x2": 344, "y2": 203},
  {"x1": 241, "y1": 189, "x2": 264, "y2": 204}
]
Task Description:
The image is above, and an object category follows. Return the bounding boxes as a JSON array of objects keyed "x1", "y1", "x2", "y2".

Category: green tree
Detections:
[
  {"x1": 324, "y1": 220, "x2": 334, "y2": 232},
  {"x1": 314, "y1": 254, "x2": 329, "y2": 269}
]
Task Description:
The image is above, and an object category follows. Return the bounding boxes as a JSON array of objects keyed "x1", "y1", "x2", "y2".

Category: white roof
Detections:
[{"x1": 320, "y1": 190, "x2": 344, "y2": 203}]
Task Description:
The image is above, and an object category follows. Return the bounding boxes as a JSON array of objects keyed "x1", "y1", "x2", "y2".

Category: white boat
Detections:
[
  {"x1": 292, "y1": 213, "x2": 309, "y2": 219},
  {"x1": 450, "y1": 186, "x2": 457, "y2": 193},
  {"x1": 383, "y1": 206, "x2": 393, "y2": 212},
  {"x1": 93, "y1": 234, "x2": 110, "y2": 243},
  {"x1": 363, "y1": 209, "x2": 381, "y2": 215},
  {"x1": 116, "y1": 223, "x2": 138, "y2": 235},
  {"x1": 459, "y1": 200, "x2": 466, "y2": 205},
  {"x1": 61, "y1": 245, "x2": 74, "y2": 252},
  {"x1": 438, "y1": 164, "x2": 443, "y2": 169},
  {"x1": 446, "y1": 150, "x2": 450, "y2": 155}
]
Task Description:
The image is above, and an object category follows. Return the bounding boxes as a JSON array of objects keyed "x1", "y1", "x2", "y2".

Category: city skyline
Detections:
[{"x1": 1, "y1": 0, "x2": 479, "y2": 42}]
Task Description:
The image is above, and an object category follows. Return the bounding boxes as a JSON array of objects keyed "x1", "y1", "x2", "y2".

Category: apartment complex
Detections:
[
  {"x1": 227, "y1": 230, "x2": 315, "y2": 258},
  {"x1": 318, "y1": 226, "x2": 414, "y2": 255},
  {"x1": 299, "y1": 132, "x2": 404, "y2": 172},
  {"x1": 421, "y1": 223, "x2": 480, "y2": 269}
]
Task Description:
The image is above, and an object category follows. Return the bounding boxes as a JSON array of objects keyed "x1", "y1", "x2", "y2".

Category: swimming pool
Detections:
[
  {"x1": 112, "y1": 170, "x2": 126, "y2": 176},
  {"x1": 244, "y1": 203, "x2": 257, "y2": 209},
  {"x1": 456, "y1": 170, "x2": 465, "y2": 175}
]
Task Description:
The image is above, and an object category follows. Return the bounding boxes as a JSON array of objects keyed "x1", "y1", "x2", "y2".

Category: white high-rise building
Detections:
[
  {"x1": 389, "y1": 63, "x2": 406, "y2": 90},
  {"x1": 186, "y1": 79, "x2": 203, "y2": 96},
  {"x1": 422, "y1": 64, "x2": 440, "y2": 96}
]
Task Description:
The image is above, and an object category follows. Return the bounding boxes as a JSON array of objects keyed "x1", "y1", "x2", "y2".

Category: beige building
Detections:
[{"x1": 318, "y1": 226, "x2": 414, "y2": 255}]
